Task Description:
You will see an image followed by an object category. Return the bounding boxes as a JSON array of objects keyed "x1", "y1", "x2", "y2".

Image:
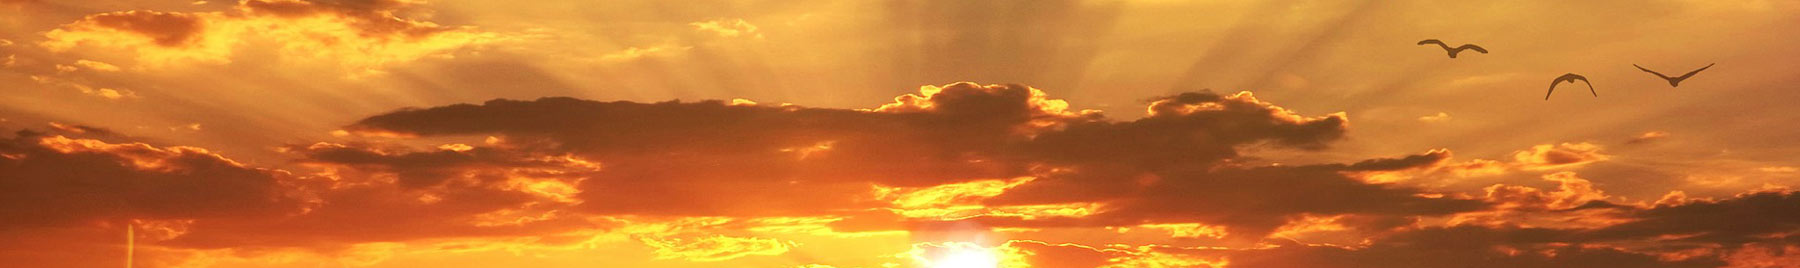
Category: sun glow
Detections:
[
  {"x1": 910, "y1": 242, "x2": 1006, "y2": 268},
  {"x1": 929, "y1": 247, "x2": 1000, "y2": 268}
]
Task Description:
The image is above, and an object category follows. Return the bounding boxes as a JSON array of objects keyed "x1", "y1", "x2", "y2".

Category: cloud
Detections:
[
  {"x1": 1586, "y1": 189, "x2": 1800, "y2": 244},
  {"x1": 976, "y1": 151, "x2": 1480, "y2": 239},
  {"x1": 164, "y1": 141, "x2": 600, "y2": 249},
  {"x1": 597, "y1": 44, "x2": 692, "y2": 62},
  {"x1": 1721, "y1": 243, "x2": 1800, "y2": 268},
  {"x1": 338, "y1": 82, "x2": 1480, "y2": 241},
  {"x1": 41, "y1": 0, "x2": 497, "y2": 74},
  {"x1": 691, "y1": 18, "x2": 763, "y2": 39},
  {"x1": 339, "y1": 83, "x2": 1087, "y2": 216},
  {"x1": 1208, "y1": 226, "x2": 1724, "y2": 268},
  {"x1": 1418, "y1": 112, "x2": 1452, "y2": 123},
  {"x1": 0, "y1": 128, "x2": 301, "y2": 229},
  {"x1": 1447, "y1": 172, "x2": 1632, "y2": 229},
  {"x1": 1628, "y1": 131, "x2": 1672, "y2": 144},
  {"x1": 286, "y1": 141, "x2": 601, "y2": 188},
  {"x1": 57, "y1": 10, "x2": 206, "y2": 47},
  {"x1": 3, "y1": 82, "x2": 1798, "y2": 266},
  {"x1": 0, "y1": 127, "x2": 600, "y2": 255},
  {"x1": 1511, "y1": 142, "x2": 1610, "y2": 170},
  {"x1": 28, "y1": 74, "x2": 139, "y2": 100},
  {"x1": 1760, "y1": 166, "x2": 1798, "y2": 173},
  {"x1": 641, "y1": 235, "x2": 794, "y2": 262},
  {"x1": 72, "y1": 59, "x2": 121, "y2": 72},
  {"x1": 971, "y1": 225, "x2": 1728, "y2": 268}
]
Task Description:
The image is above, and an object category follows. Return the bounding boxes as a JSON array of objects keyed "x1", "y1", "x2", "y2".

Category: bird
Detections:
[
  {"x1": 1546, "y1": 73, "x2": 1596, "y2": 100},
  {"x1": 1633, "y1": 63, "x2": 1714, "y2": 87},
  {"x1": 1417, "y1": 39, "x2": 1488, "y2": 58}
]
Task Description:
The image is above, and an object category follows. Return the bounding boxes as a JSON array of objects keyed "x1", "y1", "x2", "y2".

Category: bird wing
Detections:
[
  {"x1": 1546, "y1": 77, "x2": 1566, "y2": 100},
  {"x1": 1417, "y1": 39, "x2": 1452, "y2": 50},
  {"x1": 1633, "y1": 64, "x2": 1673, "y2": 80},
  {"x1": 1577, "y1": 77, "x2": 1596, "y2": 96},
  {"x1": 1456, "y1": 44, "x2": 1487, "y2": 53},
  {"x1": 1674, "y1": 63, "x2": 1715, "y2": 80},
  {"x1": 1546, "y1": 74, "x2": 1595, "y2": 99}
]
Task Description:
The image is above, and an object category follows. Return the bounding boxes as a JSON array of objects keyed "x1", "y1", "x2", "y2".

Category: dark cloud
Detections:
[
  {"x1": 161, "y1": 141, "x2": 602, "y2": 249},
  {"x1": 0, "y1": 128, "x2": 300, "y2": 229},
  {"x1": 0, "y1": 125, "x2": 594, "y2": 253},
  {"x1": 998, "y1": 225, "x2": 1725, "y2": 268},
  {"x1": 165, "y1": 177, "x2": 595, "y2": 250},
  {"x1": 1208, "y1": 225, "x2": 1724, "y2": 268},
  {"x1": 1587, "y1": 190, "x2": 1800, "y2": 245},
  {"x1": 964, "y1": 150, "x2": 1478, "y2": 239},
  {"x1": 290, "y1": 142, "x2": 589, "y2": 188},
  {"x1": 344, "y1": 82, "x2": 1472, "y2": 240},
  {"x1": 347, "y1": 83, "x2": 1079, "y2": 215}
]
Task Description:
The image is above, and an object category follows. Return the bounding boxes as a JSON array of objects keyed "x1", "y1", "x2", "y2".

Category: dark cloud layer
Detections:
[
  {"x1": 342, "y1": 82, "x2": 1467, "y2": 236},
  {"x1": 1, "y1": 83, "x2": 1795, "y2": 267},
  {"x1": 0, "y1": 129, "x2": 298, "y2": 229},
  {"x1": 1209, "y1": 225, "x2": 1724, "y2": 268},
  {"x1": 1588, "y1": 190, "x2": 1800, "y2": 244}
]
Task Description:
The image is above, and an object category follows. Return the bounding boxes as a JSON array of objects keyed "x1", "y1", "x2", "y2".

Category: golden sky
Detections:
[{"x1": 3, "y1": 0, "x2": 1800, "y2": 267}]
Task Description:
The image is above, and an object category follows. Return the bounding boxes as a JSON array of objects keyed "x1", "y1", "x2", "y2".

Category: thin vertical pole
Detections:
[{"x1": 125, "y1": 223, "x2": 133, "y2": 268}]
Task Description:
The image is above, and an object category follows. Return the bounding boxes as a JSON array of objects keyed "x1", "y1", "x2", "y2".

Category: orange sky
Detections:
[{"x1": 3, "y1": 0, "x2": 1800, "y2": 267}]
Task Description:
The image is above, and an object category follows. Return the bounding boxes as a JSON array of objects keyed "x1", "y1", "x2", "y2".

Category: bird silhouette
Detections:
[
  {"x1": 1546, "y1": 73, "x2": 1596, "y2": 100},
  {"x1": 1417, "y1": 39, "x2": 1488, "y2": 58},
  {"x1": 1634, "y1": 63, "x2": 1714, "y2": 87}
]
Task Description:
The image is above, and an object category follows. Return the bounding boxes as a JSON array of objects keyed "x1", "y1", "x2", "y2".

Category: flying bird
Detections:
[
  {"x1": 1546, "y1": 73, "x2": 1596, "y2": 100},
  {"x1": 1417, "y1": 39, "x2": 1488, "y2": 58},
  {"x1": 1634, "y1": 63, "x2": 1715, "y2": 87}
]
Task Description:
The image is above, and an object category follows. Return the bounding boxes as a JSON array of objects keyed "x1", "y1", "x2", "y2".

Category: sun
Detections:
[{"x1": 928, "y1": 246, "x2": 1000, "y2": 268}]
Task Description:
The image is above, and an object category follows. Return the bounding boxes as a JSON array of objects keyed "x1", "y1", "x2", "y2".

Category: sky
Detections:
[{"x1": 2, "y1": 0, "x2": 1799, "y2": 267}]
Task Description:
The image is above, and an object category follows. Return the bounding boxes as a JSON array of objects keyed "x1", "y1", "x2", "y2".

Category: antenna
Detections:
[{"x1": 125, "y1": 223, "x2": 133, "y2": 268}]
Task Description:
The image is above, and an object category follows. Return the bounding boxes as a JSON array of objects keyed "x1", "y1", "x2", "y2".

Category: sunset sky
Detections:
[{"x1": 4, "y1": 0, "x2": 1800, "y2": 267}]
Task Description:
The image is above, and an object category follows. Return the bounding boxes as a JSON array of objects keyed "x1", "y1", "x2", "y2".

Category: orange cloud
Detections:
[
  {"x1": 641, "y1": 235, "x2": 794, "y2": 262},
  {"x1": 1512, "y1": 142, "x2": 1610, "y2": 170},
  {"x1": 41, "y1": 0, "x2": 497, "y2": 75},
  {"x1": 876, "y1": 177, "x2": 1033, "y2": 209},
  {"x1": 1136, "y1": 223, "x2": 1230, "y2": 239},
  {"x1": 1629, "y1": 131, "x2": 1672, "y2": 144},
  {"x1": 1449, "y1": 172, "x2": 1631, "y2": 229}
]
